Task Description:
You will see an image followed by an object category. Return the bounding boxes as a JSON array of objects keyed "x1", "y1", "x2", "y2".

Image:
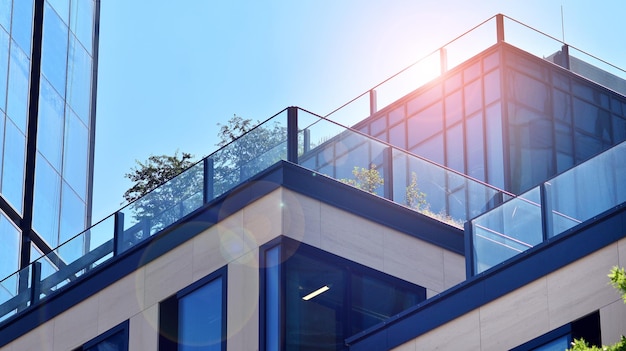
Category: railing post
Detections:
[
  {"x1": 30, "y1": 262, "x2": 42, "y2": 305},
  {"x1": 114, "y1": 211, "x2": 124, "y2": 255},
  {"x1": 287, "y1": 107, "x2": 299, "y2": 164},
  {"x1": 496, "y1": 14, "x2": 505, "y2": 43},
  {"x1": 303, "y1": 128, "x2": 311, "y2": 154},
  {"x1": 440, "y1": 47, "x2": 448, "y2": 74},
  {"x1": 383, "y1": 147, "x2": 393, "y2": 201},
  {"x1": 560, "y1": 44, "x2": 570, "y2": 70},
  {"x1": 204, "y1": 158, "x2": 214, "y2": 203},
  {"x1": 540, "y1": 183, "x2": 554, "y2": 241},
  {"x1": 369, "y1": 90, "x2": 377, "y2": 116},
  {"x1": 464, "y1": 220, "x2": 475, "y2": 278}
]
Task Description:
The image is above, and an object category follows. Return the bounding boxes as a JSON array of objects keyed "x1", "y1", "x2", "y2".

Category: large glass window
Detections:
[
  {"x1": 11, "y1": 0, "x2": 34, "y2": 55},
  {"x1": 41, "y1": 2, "x2": 69, "y2": 97},
  {"x1": 0, "y1": 211, "x2": 20, "y2": 281},
  {"x1": 38, "y1": 78, "x2": 65, "y2": 171},
  {"x1": 7, "y1": 42, "x2": 29, "y2": 133},
  {"x1": 74, "y1": 321, "x2": 129, "y2": 351},
  {"x1": 159, "y1": 268, "x2": 226, "y2": 351},
  {"x1": 2, "y1": 119, "x2": 25, "y2": 213},
  {"x1": 263, "y1": 238, "x2": 426, "y2": 351},
  {"x1": 66, "y1": 34, "x2": 91, "y2": 123},
  {"x1": 0, "y1": 27, "x2": 9, "y2": 111},
  {"x1": 33, "y1": 153, "x2": 62, "y2": 246}
]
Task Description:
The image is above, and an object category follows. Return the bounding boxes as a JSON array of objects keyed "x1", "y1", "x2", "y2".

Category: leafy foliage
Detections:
[
  {"x1": 340, "y1": 165, "x2": 384, "y2": 194},
  {"x1": 405, "y1": 172, "x2": 427, "y2": 211},
  {"x1": 212, "y1": 115, "x2": 288, "y2": 196},
  {"x1": 123, "y1": 152, "x2": 202, "y2": 235},
  {"x1": 568, "y1": 336, "x2": 626, "y2": 351},
  {"x1": 609, "y1": 266, "x2": 626, "y2": 303},
  {"x1": 123, "y1": 152, "x2": 196, "y2": 203}
]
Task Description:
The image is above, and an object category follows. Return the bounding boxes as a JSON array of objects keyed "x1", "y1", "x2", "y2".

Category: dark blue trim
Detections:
[
  {"x1": 347, "y1": 203, "x2": 626, "y2": 350},
  {"x1": 0, "y1": 161, "x2": 461, "y2": 347}
]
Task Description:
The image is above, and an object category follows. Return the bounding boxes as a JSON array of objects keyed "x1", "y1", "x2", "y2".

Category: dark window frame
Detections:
[
  {"x1": 159, "y1": 266, "x2": 228, "y2": 351},
  {"x1": 73, "y1": 320, "x2": 129, "y2": 351},
  {"x1": 260, "y1": 236, "x2": 427, "y2": 351}
]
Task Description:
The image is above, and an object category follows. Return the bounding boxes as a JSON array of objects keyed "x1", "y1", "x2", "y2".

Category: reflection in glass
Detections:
[
  {"x1": 179, "y1": 277, "x2": 222, "y2": 351},
  {"x1": 70, "y1": 0, "x2": 94, "y2": 54},
  {"x1": 37, "y1": 78, "x2": 65, "y2": 171},
  {"x1": 0, "y1": 212, "x2": 20, "y2": 283},
  {"x1": 32, "y1": 154, "x2": 62, "y2": 247},
  {"x1": 11, "y1": 0, "x2": 34, "y2": 55},
  {"x1": 63, "y1": 108, "x2": 88, "y2": 199},
  {"x1": 7, "y1": 43, "x2": 29, "y2": 133},
  {"x1": 41, "y1": 3, "x2": 68, "y2": 96},
  {"x1": 2, "y1": 120, "x2": 25, "y2": 213},
  {"x1": 67, "y1": 35, "x2": 92, "y2": 123},
  {"x1": 0, "y1": 28, "x2": 9, "y2": 111}
]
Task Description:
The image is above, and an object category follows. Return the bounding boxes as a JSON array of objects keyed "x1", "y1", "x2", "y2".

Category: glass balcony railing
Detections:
[
  {"x1": 470, "y1": 140, "x2": 626, "y2": 275},
  {"x1": 326, "y1": 14, "x2": 626, "y2": 128},
  {"x1": 0, "y1": 107, "x2": 509, "y2": 323}
]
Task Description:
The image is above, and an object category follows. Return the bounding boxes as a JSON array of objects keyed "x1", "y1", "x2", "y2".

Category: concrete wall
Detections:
[
  {"x1": 2, "y1": 187, "x2": 461, "y2": 350},
  {"x1": 393, "y1": 237, "x2": 626, "y2": 350}
]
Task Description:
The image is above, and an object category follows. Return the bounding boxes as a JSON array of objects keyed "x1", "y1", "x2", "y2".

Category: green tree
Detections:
[
  {"x1": 212, "y1": 115, "x2": 287, "y2": 196},
  {"x1": 340, "y1": 164, "x2": 384, "y2": 194},
  {"x1": 567, "y1": 266, "x2": 626, "y2": 351},
  {"x1": 123, "y1": 151, "x2": 202, "y2": 236},
  {"x1": 405, "y1": 171, "x2": 427, "y2": 211}
]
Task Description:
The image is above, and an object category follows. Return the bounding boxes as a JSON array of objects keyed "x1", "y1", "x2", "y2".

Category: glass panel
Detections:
[
  {"x1": 445, "y1": 90, "x2": 462, "y2": 127},
  {"x1": 483, "y1": 49, "x2": 500, "y2": 72},
  {"x1": 472, "y1": 187, "x2": 542, "y2": 274},
  {"x1": 0, "y1": 0, "x2": 10, "y2": 33},
  {"x1": 0, "y1": 212, "x2": 20, "y2": 282},
  {"x1": 485, "y1": 103, "x2": 505, "y2": 189},
  {"x1": 210, "y1": 112, "x2": 287, "y2": 199},
  {"x1": 484, "y1": 68, "x2": 500, "y2": 104},
  {"x1": 0, "y1": 28, "x2": 9, "y2": 111},
  {"x1": 7, "y1": 43, "x2": 29, "y2": 133},
  {"x1": 464, "y1": 79, "x2": 482, "y2": 115},
  {"x1": 121, "y1": 161, "x2": 204, "y2": 250},
  {"x1": 531, "y1": 335, "x2": 570, "y2": 351},
  {"x1": 37, "y1": 78, "x2": 65, "y2": 171},
  {"x1": 66, "y1": 35, "x2": 91, "y2": 124},
  {"x1": 2, "y1": 119, "x2": 25, "y2": 213},
  {"x1": 407, "y1": 85, "x2": 441, "y2": 116},
  {"x1": 388, "y1": 122, "x2": 405, "y2": 149},
  {"x1": 388, "y1": 106, "x2": 404, "y2": 125},
  {"x1": 84, "y1": 329, "x2": 127, "y2": 351},
  {"x1": 59, "y1": 181, "x2": 86, "y2": 245},
  {"x1": 573, "y1": 98, "x2": 611, "y2": 142},
  {"x1": 63, "y1": 108, "x2": 88, "y2": 199},
  {"x1": 33, "y1": 154, "x2": 62, "y2": 247},
  {"x1": 0, "y1": 266, "x2": 29, "y2": 322},
  {"x1": 412, "y1": 133, "x2": 444, "y2": 165},
  {"x1": 466, "y1": 112, "x2": 485, "y2": 181},
  {"x1": 463, "y1": 61, "x2": 481, "y2": 83},
  {"x1": 48, "y1": 0, "x2": 70, "y2": 24},
  {"x1": 407, "y1": 102, "x2": 443, "y2": 148},
  {"x1": 179, "y1": 277, "x2": 222, "y2": 351},
  {"x1": 11, "y1": 0, "x2": 34, "y2": 55},
  {"x1": 446, "y1": 122, "x2": 464, "y2": 173},
  {"x1": 69, "y1": 0, "x2": 94, "y2": 54},
  {"x1": 41, "y1": 2, "x2": 68, "y2": 97},
  {"x1": 548, "y1": 142, "x2": 626, "y2": 236}
]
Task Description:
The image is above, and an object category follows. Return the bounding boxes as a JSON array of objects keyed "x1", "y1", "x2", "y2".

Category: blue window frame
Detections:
[
  {"x1": 159, "y1": 267, "x2": 227, "y2": 351},
  {"x1": 261, "y1": 236, "x2": 426, "y2": 351},
  {"x1": 511, "y1": 311, "x2": 600, "y2": 351},
  {"x1": 73, "y1": 320, "x2": 129, "y2": 351}
]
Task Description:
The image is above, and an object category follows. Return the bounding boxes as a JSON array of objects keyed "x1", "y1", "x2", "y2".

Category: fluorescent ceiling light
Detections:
[{"x1": 302, "y1": 285, "x2": 330, "y2": 301}]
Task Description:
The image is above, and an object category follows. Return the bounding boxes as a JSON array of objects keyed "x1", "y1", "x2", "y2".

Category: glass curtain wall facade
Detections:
[
  {"x1": 0, "y1": 0, "x2": 99, "y2": 278},
  {"x1": 355, "y1": 42, "x2": 626, "y2": 196}
]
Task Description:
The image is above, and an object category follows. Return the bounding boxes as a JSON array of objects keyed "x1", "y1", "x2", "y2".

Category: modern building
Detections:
[
  {"x1": 0, "y1": 1, "x2": 100, "y2": 283},
  {"x1": 0, "y1": 13, "x2": 625, "y2": 351}
]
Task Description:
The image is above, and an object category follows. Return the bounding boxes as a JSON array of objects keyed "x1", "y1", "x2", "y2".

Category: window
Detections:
[
  {"x1": 511, "y1": 311, "x2": 600, "y2": 351},
  {"x1": 159, "y1": 267, "x2": 227, "y2": 351},
  {"x1": 262, "y1": 237, "x2": 426, "y2": 351},
  {"x1": 74, "y1": 321, "x2": 128, "y2": 351}
]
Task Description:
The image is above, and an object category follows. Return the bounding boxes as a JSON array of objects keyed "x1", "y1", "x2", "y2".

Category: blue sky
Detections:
[{"x1": 92, "y1": 0, "x2": 626, "y2": 222}]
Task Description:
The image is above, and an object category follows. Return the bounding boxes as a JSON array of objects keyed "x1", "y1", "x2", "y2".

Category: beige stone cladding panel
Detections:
[
  {"x1": 282, "y1": 189, "x2": 322, "y2": 247},
  {"x1": 319, "y1": 201, "x2": 386, "y2": 272},
  {"x1": 243, "y1": 187, "x2": 284, "y2": 248},
  {"x1": 97, "y1": 268, "x2": 145, "y2": 334},
  {"x1": 143, "y1": 240, "x2": 194, "y2": 307},
  {"x1": 479, "y1": 278, "x2": 550, "y2": 350},
  {"x1": 129, "y1": 304, "x2": 158, "y2": 351},
  {"x1": 547, "y1": 244, "x2": 620, "y2": 328},
  {"x1": 600, "y1": 299, "x2": 626, "y2": 346},
  {"x1": 53, "y1": 295, "x2": 100, "y2": 351},
  {"x1": 4, "y1": 321, "x2": 54, "y2": 351},
  {"x1": 408, "y1": 310, "x2": 481, "y2": 350},
  {"x1": 227, "y1": 250, "x2": 260, "y2": 351}
]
